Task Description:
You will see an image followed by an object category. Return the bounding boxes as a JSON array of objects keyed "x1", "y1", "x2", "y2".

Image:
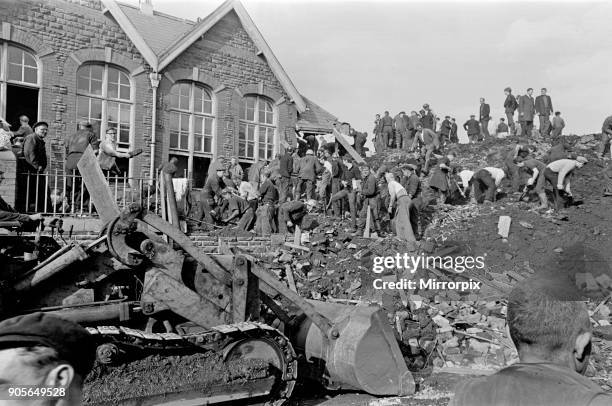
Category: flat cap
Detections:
[
  {"x1": 576, "y1": 156, "x2": 588, "y2": 163},
  {"x1": 504, "y1": 87, "x2": 512, "y2": 92},
  {"x1": 77, "y1": 119, "x2": 91, "y2": 127},
  {"x1": 32, "y1": 121, "x2": 48, "y2": 130},
  {"x1": 0, "y1": 312, "x2": 95, "y2": 376}
]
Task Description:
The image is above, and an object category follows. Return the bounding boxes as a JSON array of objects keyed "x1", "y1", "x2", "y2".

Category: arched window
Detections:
[
  {"x1": 0, "y1": 43, "x2": 40, "y2": 130},
  {"x1": 168, "y1": 82, "x2": 214, "y2": 154},
  {"x1": 239, "y1": 95, "x2": 275, "y2": 161},
  {"x1": 76, "y1": 64, "x2": 133, "y2": 153},
  {"x1": 168, "y1": 82, "x2": 215, "y2": 187}
]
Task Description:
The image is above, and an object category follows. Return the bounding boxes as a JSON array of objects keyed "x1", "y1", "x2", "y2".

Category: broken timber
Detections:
[
  {"x1": 76, "y1": 146, "x2": 119, "y2": 224},
  {"x1": 333, "y1": 128, "x2": 366, "y2": 164}
]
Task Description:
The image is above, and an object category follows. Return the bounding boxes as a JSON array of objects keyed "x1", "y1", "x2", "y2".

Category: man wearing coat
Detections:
[
  {"x1": 394, "y1": 111, "x2": 409, "y2": 150},
  {"x1": 518, "y1": 88, "x2": 536, "y2": 137},
  {"x1": 535, "y1": 88, "x2": 554, "y2": 137},
  {"x1": 297, "y1": 149, "x2": 321, "y2": 200},
  {"x1": 479, "y1": 98, "x2": 491, "y2": 139},
  {"x1": 463, "y1": 115, "x2": 481, "y2": 144},
  {"x1": 503, "y1": 87, "x2": 518, "y2": 135}
]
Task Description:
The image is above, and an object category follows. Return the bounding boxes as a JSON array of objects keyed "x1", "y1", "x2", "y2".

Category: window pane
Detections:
[
  {"x1": 203, "y1": 136, "x2": 212, "y2": 153},
  {"x1": 180, "y1": 133, "x2": 188, "y2": 149},
  {"x1": 107, "y1": 102, "x2": 118, "y2": 123},
  {"x1": 77, "y1": 68, "x2": 90, "y2": 93},
  {"x1": 204, "y1": 117, "x2": 212, "y2": 135},
  {"x1": 169, "y1": 113, "x2": 179, "y2": 148},
  {"x1": 179, "y1": 83, "x2": 190, "y2": 110},
  {"x1": 7, "y1": 64, "x2": 21, "y2": 82},
  {"x1": 258, "y1": 100, "x2": 273, "y2": 124},
  {"x1": 194, "y1": 133, "x2": 203, "y2": 152},
  {"x1": 118, "y1": 124, "x2": 130, "y2": 146},
  {"x1": 247, "y1": 125, "x2": 255, "y2": 141},
  {"x1": 239, "y1": 123, "x2": 246, "y2": 157},
  {"x1": 119, "y1": 104, "x2": 130, "y2": 124},
  {"x1": 119, "y1": 84, "x2": 130, "y2": 100},
  {"x1": 23, "y1": 67, "x2": 36, "y2": 84},
  {"x1": 8, "y1": 46, "x2": 21, "y2": 64},
  {"x1": 243, "y1": 97, "x2": 256, "y2": 121},
  {"x1": 76, "y1": 96, "x2": 89, "y2": 119},
  {"x1": 180, "y1": 113, "x2": 189, "y2": 132},
  {"x1": 194, "y1": 116, "x2": 203, "y2": 135}
]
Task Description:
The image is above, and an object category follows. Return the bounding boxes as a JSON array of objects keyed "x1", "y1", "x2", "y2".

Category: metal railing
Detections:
[{"x1": 17, "y1": 170, "x2": 163, "y2": 217}]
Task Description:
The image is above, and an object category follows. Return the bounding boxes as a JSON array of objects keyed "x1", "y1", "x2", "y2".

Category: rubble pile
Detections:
[{"x1": 251, "y1": 134, "x2": 612, "y2": 382}]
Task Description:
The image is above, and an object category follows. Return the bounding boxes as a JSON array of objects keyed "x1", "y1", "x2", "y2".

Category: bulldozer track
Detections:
[{"x1": 85, "y1": 321, "x2": 298, "y2": 405}]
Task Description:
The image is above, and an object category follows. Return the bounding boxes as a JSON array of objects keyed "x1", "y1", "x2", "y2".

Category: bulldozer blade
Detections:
[{"x1": 295, "y1": 300, "x2": 415, "y2": 396}]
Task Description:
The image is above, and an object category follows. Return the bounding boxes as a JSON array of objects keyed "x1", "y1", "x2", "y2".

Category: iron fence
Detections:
[{"x1": 17, "y1": 170, "x2": 163, "y2": 217}]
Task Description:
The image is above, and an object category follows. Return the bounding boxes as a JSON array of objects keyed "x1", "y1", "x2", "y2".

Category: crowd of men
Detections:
[
  {"x1": 195, "y1": 85, "x2": 612, "y2": 244},
  {"x1": 372, "y1": 88, "x2": 567, "y2": 150}
]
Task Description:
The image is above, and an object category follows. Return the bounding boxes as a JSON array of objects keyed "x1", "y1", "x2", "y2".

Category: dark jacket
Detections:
[
  {"x1": 361, "y1": 173, "x2": 378, "y2": 198},
  {"x1": 259, "y1": 178, "x2": 278, "y2": 204},
  {"x1": 23, "y1": 134, "x2": 47, "y2": 172},
  {"x1": 480, "y1": 103, "x2": 490, "y2": 121},
  {"x1": 298, "y1": 155, "x2": 321, "y2": 181},
  {"x1": 202, "y1": 174, "x2": 225, "y2": 200},
  {"x1": 405, "y1": 173, "x2": 422, "y2": 198},
  {"x1": 279, "y1": 153, "x2": 293, "y2": 178},
  {"x1": 504, "y1": 94, "x2": 518, "y2": 113},
  {"x1": 440, "y1": 119, "x2": 453, "y2": 136},
  {"x1": 331, "y1": 159, "x2": 343, "y2": 179},
  {"x1": 421, "y1": 112, "x2": 435, "y2": 130},
  {"x1": 463, "y1": 119, "x2": 480, "y2": 135},
  {"x1": 342, "y1": 165, "x2": 361, "y2": 188},
  {"x1": 535, "y1": 94, "x2": 553, "y2": 116},
  {"x1": 380, "y1": 115, "x2": 393, "y2": 127},
  {"x1": 518, "y1": 95, "x2": 536, "y2": 121}
]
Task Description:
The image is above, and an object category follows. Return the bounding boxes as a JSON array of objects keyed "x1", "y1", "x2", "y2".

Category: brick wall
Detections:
[
  {"x1": 0, "y1": 150, "x2": 17, "y2": 207},
  {"x1": 0, "y1": 0, "x2": 150, "y2": 175},
  {"x1": 32, "y1": 230, "x2": 292, "y2": 255},
  {"x1": 1, "y1": 0, "x2": 301, "y2": 187}
]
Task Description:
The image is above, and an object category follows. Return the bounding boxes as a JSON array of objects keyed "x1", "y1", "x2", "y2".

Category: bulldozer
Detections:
[{"x1": 0, "y1": 147, "x2": 415, "y2": 405}]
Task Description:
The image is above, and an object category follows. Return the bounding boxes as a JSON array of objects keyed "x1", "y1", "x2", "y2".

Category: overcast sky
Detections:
[{"x1": 140, "y1": 0, "x2": 612, "y2": 141}]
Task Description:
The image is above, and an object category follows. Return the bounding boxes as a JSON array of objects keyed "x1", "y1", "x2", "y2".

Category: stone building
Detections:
[{"x1": 0, "y1": 0, "x2": 336, "y2": 193}]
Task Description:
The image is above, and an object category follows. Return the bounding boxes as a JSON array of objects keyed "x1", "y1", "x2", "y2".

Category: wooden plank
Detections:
[
  {"x1": 285, "y1": 265, "x2": 297, "y2": 293},
  {"x1": 498, "y1": 216, "x2": 511, "y2": 238},
  {"x1": 76, "y1": 146, "x2": 119, "y2": 224},
  {"x1": 284, "y1": 242, "x2": 310, "y2": 252},
  {"x1": 333, "y1": 128, "x2": 365, "y2": 164},
  {"x1": 293, "y1": 225, "x2": 301, "y2": 245},
  {"x1": 363, "y1": 205, "x2": 371, "y2": 238}
]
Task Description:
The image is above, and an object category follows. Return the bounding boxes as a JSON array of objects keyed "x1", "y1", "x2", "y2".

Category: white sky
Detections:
[{"x1": 137, "y1": 0, "x2": 612, "y2": 140}]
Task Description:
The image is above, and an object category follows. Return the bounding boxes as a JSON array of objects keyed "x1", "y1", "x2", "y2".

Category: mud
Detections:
[{"x1": 83, "y1": 352, "x2": 269, "y2": 405}]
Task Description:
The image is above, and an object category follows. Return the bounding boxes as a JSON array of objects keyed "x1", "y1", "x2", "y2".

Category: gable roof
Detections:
[
  {"x1": 117, "y1": 3, "x2": 195, "y2": 55},
  {"x1": 102, "y1": 0, "x2": 307, "y2": 113},
  {"x1": 297, "y1": 96, "x2": 338, "y2": 133}
]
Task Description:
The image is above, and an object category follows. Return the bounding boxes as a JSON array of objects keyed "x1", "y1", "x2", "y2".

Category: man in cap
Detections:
[
  {"x1": 278, "y1": 146, "x2": 294, "y2": 203},
  {"x1": 518, "y1": 88, "x2": 536, "y2": 137},
  {"x1": 380, "y1": 111, "x2": 394, "y2": 148},
  {"x1": 544, "y1": 156, "x2": 587, "y2": 209},
  {"x1": 535, "y1": 88, "x2": 554, "y2": 137},
  {"x1": 228, "y1": 157, "x2": 244, "y2": 186},
  {"x1": 463, "y1": 115, "x2": 481, "y2": 144},
  {"x1": 97, "y1": 127, "x2": 142, "y2": 175},
  {"x1": 219, "y1": 188, "x2": 255, "y2": 231},
  {"x1": 0, "y1": 312, "x2": 95, "y2": 406},
  {"x1": 297, "y1": 149, "x2": 321, "y2": 200},
  {"x1": 412, "y1": 123, "x2": 440, "y2": 174},
  {"x1": 503, "y1": 87, "x2": 518, "y2": 135},
  {"x1": 408, "y1": 111, "x2": 421, "y2": 148},
  {"x1": 373, "y1": 114, "x2": 383, "y2": 153},
  {"x1": 22, "y1": 122, "x2": 50, "y2": 212},
  {"x1": 551, "y1": 111, "x2": 565, "y2": 140},
  {"x1": 401, "y1": 163, "x2": 423, "y2": 237},
  {"x1": 479, "y1": 98, "x2": 491, "y2": 139},
  {"x1": 440, "y1": 116, "x2": 453, "y2": 146},
  {"x1": 328, "y1": 157, "x2": 361, "y2": 231},
  {"x1": 450, "y1": 118, "x2": 458, "y2": 143},
  {"x1": 278, "y1": 198, "x2": 317, "y2": 234},
  {"x1": 330, "y1": 151, "x2": 344, "y2": 217},
  {"x1": 517, "y1": 158, "x2": 549, "y2": 209},
  {"x1": 599, "y1": 114, "x2": 612, "y2": 160},
  {"x1": 394, "y1": 111, "x2": 409, "y2": 150},
  {"x1": 200, "y1": 164, "x2": 227, "y2": 226},
  {"x1": 471, "y1": 167, "x2": 505, "y2": 204},
  {"x1": 356, "y1": 163, "x2": 383, "y2": 236},
  {"x1": 504, "y1": 143, "x2": 531, "y2": 194},
  {"x1": 23, "y1": 122, "x2": 48, "y2": 174},
  {"x1": 450, "y1": 279, "x2": 612, "y2": 406},
  {"x1": 255, "y1": 169, "x2": 278, "y2": 235},
  {"x1": 248, "y1": 157, "x2": 267, "y2": 191},
  {"x1": 421, "y1": 104, "x2": 436, "y2": 131},
  {"x1": 496, "y1": 118, "x2": 509, "y2": 138},
  {"x1": 64, "y1": 120, "x2": 99, "y2": 211}
]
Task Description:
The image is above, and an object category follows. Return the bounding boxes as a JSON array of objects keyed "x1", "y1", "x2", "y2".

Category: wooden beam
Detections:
[
  {"x1": 333, "y1": 128, "x2": 365, "y2": 164},
  {"x1": 363, "y1": 205, "x2": 371, "y2": 238},
  {"x1": 77, "y1": 146, "x2": 119, "y2": 225}
]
